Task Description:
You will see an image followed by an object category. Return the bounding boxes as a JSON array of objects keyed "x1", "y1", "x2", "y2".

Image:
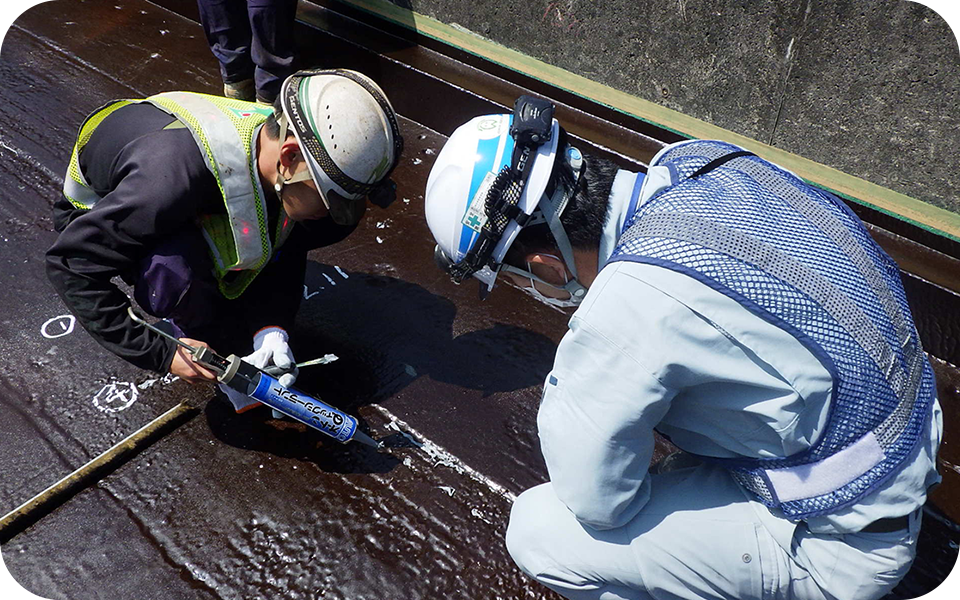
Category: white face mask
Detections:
[
  {"x1": 520, "y1": 254, "x2": 583, "y2": 309},
  {"x1": 520, "y1": 283, "x2": 583, "y2": 308}
]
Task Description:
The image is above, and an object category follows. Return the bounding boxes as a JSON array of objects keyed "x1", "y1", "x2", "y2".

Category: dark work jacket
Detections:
[{"x1": 46, "y1": 103, "x2": 355, "y2": 373}]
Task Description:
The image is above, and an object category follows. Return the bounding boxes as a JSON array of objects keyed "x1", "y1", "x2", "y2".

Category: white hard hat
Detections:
[
  {"x1": 280, "y1": 69, "x2": 403, "y2": 225},
  {"x1": 425, "y1": 112, "x2": 560, "y2": 294}
]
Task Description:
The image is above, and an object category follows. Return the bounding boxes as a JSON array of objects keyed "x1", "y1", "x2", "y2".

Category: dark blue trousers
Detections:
[{"x1": 197, "y1": 0, "x2": 299, "y2": 103}]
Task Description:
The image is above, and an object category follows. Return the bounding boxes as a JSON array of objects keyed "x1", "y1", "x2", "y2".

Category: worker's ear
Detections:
[
  {"x1": 278, "y1": 138, "x2": 302, "y2": 169},
  {"x1": 526, "y1": 252, "x2": 569, "y2": 284}
]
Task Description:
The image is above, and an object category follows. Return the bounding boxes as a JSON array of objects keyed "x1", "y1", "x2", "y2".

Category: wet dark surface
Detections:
[
  {"x1": 0, "y1": 1, "x2": 956, "y2": 599},
  {"x1": 0, "y1": 1, "x2": 565, "y2": 598}
]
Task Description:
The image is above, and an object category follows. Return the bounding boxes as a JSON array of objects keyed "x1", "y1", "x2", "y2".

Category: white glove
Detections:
[
  {"x1": 220, "y1": 327, "x2": 299, "y2": 415},
  {"x1": 246, "y1": 327, "x2": 299, "y2": 387},
  {"x1": 219, "y1": 382, "x2": 261, "y2": 413}
]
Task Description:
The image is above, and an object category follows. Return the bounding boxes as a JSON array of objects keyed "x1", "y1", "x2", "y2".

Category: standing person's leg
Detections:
[
  {"x1": 197, "y1": 0, "x2": 256, "y2": 100},
  {"x1": 247, "y1": 0, "x2": 299, "y2": 104}
]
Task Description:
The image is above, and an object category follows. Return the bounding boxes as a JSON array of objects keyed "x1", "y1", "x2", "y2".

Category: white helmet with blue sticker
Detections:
[{"x1": 426, "y1": 98, "x2": 587, "y2": 299}]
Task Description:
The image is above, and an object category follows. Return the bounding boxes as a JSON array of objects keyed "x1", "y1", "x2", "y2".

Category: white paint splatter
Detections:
[
  {"x1": 138, "y1": 379, "x2": 158, "y2": 390},
  {"x1": 376, "y1": 407, "x2": 516, "y2": 502},
  {"x1": 93, "y1": 381, "x2": 139, "y2": 413},
  {"x1": 471, "y1": 508, "x2": 493, "y2": 524},
  {"x1": 376, "y1": 236, "x2": 384, "y2": 244},
  {"x1": 334, "y1": 266, "x2": 349, "y2": 279},
  {"x1": 0, "y1": 140, "x2": 21, "y2": 156},
  {"x1": 438, "y1": 486, "x2": 456, "y2": 497},
  {"x1": 41, "y1": 314, "x2": 75, "y2": 339},
  {"x1": 424, "y1": 148, "x2": 435, "y2": 155},
  {"x1": 150, "y1": 53, "x2": 160, "y2": 59},
  {"x1": 412, "y1": 158, "x2": 422, "y2": 165},
  {"x1": 403, "y1": 198, "x2": 410, "y2": 204}
]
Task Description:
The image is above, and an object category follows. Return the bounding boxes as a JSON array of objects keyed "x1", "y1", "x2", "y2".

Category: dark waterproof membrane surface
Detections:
[{"x1": 0, "y1": 1, "x2": 955, "y2": 599}]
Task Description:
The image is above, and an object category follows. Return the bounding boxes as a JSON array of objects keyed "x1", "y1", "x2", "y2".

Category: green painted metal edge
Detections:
[{"x1": 323, "y1": 0, "x2": 960, "y2": 243}]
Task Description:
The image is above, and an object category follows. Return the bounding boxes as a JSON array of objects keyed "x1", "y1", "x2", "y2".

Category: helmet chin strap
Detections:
[
  {"x1": 500, "y1": 261, "x2": 587, "y2": 303},
  {"x1": 273, "y1": 112, "x2": 313, "y2": 197},
  {"x1": 507, "y1": 150, "x2": 588, "y2": 304}
]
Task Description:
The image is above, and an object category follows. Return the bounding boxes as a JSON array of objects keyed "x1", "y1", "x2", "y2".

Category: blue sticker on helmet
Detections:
[{"x1": 456, "y1": 117, "x2": 515, "y2": 259}]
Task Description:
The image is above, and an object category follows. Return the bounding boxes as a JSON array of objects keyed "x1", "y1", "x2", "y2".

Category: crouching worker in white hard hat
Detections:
[
  {"x1": 47, "y1": 69, "x2": 402, "y2": 412},
  {"x1": 424, "y1": 96, "x2": 942, "y2": 600}
]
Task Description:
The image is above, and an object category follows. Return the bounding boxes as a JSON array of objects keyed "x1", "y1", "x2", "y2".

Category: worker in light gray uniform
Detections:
[
  {"x1": 47, "y1": 69, "x2": 402, "y2": 410},
  {"x1": 423, "y1": 97, "x2": 942, "y2": 600}
]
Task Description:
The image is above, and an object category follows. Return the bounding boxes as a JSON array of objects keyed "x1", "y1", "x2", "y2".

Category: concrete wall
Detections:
[{"x1": 378, "y1": 0, "x2": 959, "y2": 215}]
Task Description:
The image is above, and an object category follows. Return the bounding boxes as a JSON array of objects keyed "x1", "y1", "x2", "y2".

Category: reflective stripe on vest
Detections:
[
  {"x1": 146, "y1": 92, "x2": 271, "y2": 273},
  {"x1": 609, "y1": 140, "x2": 935, "y2": 519},
  {"x1": 63, "y1": 100, "x2": 134, "y2": 209},
  {"x1": 62, "y1": 93, "x2": 294, "y2": 299}
]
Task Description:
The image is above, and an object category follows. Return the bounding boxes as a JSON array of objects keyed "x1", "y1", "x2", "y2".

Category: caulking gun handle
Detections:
[
  {"x1": 190, "y1": 346, "x2": 230, "y2": 375},
  {"x1": 191, "y1": 346, "x2": 214, "y2": 367}
]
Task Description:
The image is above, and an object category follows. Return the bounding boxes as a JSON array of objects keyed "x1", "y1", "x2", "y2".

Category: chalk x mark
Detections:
[{"x1": 93, "y1": 381, "x2": 139, "y2": 413}]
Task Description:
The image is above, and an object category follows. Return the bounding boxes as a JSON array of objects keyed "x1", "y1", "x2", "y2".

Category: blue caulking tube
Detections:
[
  {"x1": 220, "y1": 355, "x2": 381, "y2": 448},
  {"x1": 250, "y1": 373, "x2": 381, "y2": 447},
  {"x1": 123, "y1": 307, "x2": 379, "y2": 447}
]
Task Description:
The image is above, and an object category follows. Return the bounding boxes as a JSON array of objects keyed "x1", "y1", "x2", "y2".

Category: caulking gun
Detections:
[{"x1": 127, "y1": 307, "x2": 381, "y2": 449}]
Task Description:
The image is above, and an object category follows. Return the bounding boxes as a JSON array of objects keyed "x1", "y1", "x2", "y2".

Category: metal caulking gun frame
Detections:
[{"x1": 127, "y1": 307, "x2": 381, "y2": 448}]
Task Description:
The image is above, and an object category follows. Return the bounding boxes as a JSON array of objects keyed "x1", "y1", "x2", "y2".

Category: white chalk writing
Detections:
[
  {"x1": 41, "y1": 315, "x2": 76, "y2": 339},
  {"x1": 93, "y1": 381, "x2": 139, "y2": 413}
]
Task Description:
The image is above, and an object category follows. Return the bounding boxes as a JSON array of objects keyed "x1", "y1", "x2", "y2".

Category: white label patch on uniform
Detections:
[{"x1": 462, "y1": 171, "x2": 496, "y2": 233}]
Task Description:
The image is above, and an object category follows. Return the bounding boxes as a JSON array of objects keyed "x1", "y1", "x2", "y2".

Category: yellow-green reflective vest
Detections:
[{"x1": 62, "y1": 92, "x2": 295, "y2": 299}]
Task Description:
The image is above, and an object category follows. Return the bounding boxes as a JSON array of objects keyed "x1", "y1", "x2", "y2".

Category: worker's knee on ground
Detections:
[{"x1": 505, "y1": 484, "x2": 560, "y2": 576}]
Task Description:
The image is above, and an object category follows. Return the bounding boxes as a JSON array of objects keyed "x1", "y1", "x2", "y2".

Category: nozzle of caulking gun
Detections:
[{"x1": 263, "y1": 354, "x2": 338, "y2": 376}]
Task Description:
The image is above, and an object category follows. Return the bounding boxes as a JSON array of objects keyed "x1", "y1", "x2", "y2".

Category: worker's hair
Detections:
[
  {"x1": 506, "y1": 135, "x2": 617, "y2": 262},
  {"x1": 262, "y1": 96, "x2": 285, "y2": 140}
]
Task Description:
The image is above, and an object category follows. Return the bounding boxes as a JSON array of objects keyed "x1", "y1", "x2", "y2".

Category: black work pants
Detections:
[{"x1": 196, "y1": 0, "x2": 298, "y2": 103}]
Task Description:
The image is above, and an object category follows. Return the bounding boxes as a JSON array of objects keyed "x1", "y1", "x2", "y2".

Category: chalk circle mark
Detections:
[
  {"x1": 42, "y1": 314, "x2": 76, "y2": 339},
  {"x1": 93, "y1": 381, "x2": 139, "y2": 413}
]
